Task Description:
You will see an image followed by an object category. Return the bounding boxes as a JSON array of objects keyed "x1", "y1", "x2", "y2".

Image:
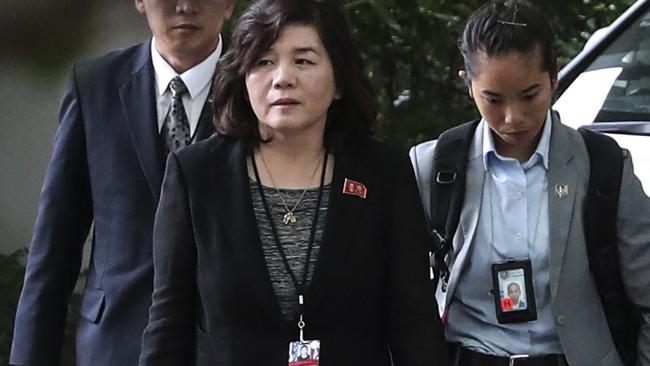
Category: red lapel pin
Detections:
[{"x1": 342, "y1": 178, "x2": 367, "y2": 199}]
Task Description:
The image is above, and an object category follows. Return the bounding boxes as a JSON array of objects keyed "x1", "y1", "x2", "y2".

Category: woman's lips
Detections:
[{"x1": 271, "y1": 98, "x2": 299, "y2": 106}]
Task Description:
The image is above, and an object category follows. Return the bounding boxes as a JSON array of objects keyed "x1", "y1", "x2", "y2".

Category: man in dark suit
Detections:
[{"x1": 9, "y1": 1, "x2": 236, "y2": 365}]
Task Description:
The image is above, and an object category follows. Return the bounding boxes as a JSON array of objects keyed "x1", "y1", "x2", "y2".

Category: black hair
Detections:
[
  {"x1": 459, "y1": 0, "x2": 557, "y2": 83},
  {"x1": 213, "y1": 0, "x2": 376, "y2": 149}
]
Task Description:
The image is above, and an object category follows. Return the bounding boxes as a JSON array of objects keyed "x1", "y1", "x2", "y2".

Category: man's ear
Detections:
[
  {"x1": 135, "y1": 0, "x2": 146, "y2": 14},
  {"x1": 224, "y1": 0, "x2": 237, "y2": 21}
]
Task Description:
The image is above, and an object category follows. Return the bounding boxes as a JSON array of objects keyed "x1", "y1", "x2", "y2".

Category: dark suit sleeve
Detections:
[
  {"x1": 10, "y1": 66, "x2": 93, "y2": 365},
  {"x1": 385, "y1": 154, "x2": 450, "y2": 366},
  {"x1": 139, "y1": 153, "x2": 196, "y2": 366}
]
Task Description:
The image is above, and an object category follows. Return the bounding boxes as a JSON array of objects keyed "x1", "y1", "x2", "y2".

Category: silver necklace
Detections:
[{"x1": 258, "y1": 151, "x2": 323, "y2": 225}]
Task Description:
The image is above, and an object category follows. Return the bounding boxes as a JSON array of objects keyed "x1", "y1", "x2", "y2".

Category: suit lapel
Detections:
[
  {"x1": 210, "y1": 141, "x2": 286, "y2": 327},
  {"x1": 193, "y1": 63, "x2": 219, "y2": 142},
  {"x1": 120, "y1": 41, "x2": 166, "y2": 201},
  {"x1": 194, "y1": 60, "x2": 220, "y2": 142},
  {"x1": 547, "y1": 118, "x2": 578, "y2": 300},
  {"x1": 193, "y1": 91, "x2": 215, "y2": 142}
]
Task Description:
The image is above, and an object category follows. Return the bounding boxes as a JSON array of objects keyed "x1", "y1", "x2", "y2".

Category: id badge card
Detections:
[
  {"x1": 288, "y1": 340, "x2": 320, "y2": 366},
  {"x1": 491, "y1": 259, "x2": 537, "y2": 324}
]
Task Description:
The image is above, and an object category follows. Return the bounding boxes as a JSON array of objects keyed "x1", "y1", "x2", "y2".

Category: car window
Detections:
[{"x1": 555, "y1": 8, "x2": 650, "y2": 128}]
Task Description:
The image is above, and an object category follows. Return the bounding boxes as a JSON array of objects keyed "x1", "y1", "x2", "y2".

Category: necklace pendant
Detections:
[{"x1": 283, "y1": 211, "x2": 297, "y2": 224}]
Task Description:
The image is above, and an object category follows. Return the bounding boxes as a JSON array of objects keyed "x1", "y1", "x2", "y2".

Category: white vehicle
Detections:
[{"x1": 554, "y1": 0, "x2": 650, "y2": 195}]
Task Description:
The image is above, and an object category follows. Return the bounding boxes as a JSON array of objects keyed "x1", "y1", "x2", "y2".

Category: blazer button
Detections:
[{"x1": 556, "y1": 315, "x2": 565, "y2": 326}]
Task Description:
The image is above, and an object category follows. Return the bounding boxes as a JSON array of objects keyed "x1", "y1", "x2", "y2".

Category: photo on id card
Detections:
[{"x1": 288, "y1": 340, "x2": 320, "y2": 366}]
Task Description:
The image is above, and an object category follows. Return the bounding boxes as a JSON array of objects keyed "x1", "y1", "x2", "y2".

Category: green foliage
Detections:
[{"x1": 347, "y1": 0, "x2": 478, "y2": 148}]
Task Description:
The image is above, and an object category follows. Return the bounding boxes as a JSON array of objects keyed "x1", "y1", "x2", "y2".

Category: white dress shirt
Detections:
[{"x1": 150, "y1": 35, "x2": 223, "y2": 139}]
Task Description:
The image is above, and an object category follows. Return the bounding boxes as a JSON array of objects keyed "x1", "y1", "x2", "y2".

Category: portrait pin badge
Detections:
[
  {"x1": 342, "y1": 178, "x2": 367, "y2": 199},
  {"x1": 554, "y1": 184, "x2": 569, "y2": 199}
]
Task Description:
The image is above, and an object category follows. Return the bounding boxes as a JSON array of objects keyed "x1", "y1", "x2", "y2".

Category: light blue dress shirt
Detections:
[{"x1": 446, "y1": 111, "x2": 563, "y2": 356}]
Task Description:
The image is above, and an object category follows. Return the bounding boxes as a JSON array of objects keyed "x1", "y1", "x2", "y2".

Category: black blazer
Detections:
[
  {"x1": 139, "y1": 135, "x2": 450, "y2": 366},
  {"x1": 10, "y1": 41, "x2": 215, "y2": 366}
]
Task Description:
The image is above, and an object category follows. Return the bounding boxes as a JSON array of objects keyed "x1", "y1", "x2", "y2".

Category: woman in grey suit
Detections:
[
  {"x1": 410, "y1": 1, "x2": 650, "y2": 365},
  {"x1": 139, "y1": 0, "x2": 450, "y2": 365}
]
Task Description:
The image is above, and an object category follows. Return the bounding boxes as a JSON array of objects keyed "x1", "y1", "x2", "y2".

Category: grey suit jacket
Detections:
[{"x1": 409, "y1": 114, "x2": 650, "y2": 366}]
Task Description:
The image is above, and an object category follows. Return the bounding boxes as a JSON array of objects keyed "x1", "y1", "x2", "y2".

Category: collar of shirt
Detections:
[
  {"x1": 480, "y1": 110, "x2": 552, "y2": 172},
  {"x1": 151, "y1": 34, "x2": 223, "y2": 99},
  {"x1": 150, "y1": 36, "x2": 222, "y2": 136}
]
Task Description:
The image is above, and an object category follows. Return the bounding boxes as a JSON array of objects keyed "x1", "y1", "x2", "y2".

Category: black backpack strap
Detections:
[
  {"x1": 578, "y1": 127, "x2": 639, "y2": 366},
  {"x1": 429, "y1": 120, "x2": 479, "y2": 287}
]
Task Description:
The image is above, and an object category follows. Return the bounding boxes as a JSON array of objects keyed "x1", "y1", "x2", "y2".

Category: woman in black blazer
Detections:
[{"x1": 139, "y1": 0, "x2": 449, "y2": 365}]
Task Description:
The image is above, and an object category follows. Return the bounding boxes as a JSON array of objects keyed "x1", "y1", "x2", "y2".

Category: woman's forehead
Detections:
[{"x1": 472, "y1": 47, "x2": 546, "y2": 78}]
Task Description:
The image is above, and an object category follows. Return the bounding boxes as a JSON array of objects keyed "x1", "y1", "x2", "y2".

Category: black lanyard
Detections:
[{"x1": 251, "y1": 149, "x2": 330, "y2": 312}]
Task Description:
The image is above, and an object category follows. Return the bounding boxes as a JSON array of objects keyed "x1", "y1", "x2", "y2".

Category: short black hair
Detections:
[
  {"x1": 213, "y1": 0, "x2": 376, "y2": 149},
  {"x1": 459, "y1": 0, "x2": 557, "y2": 83}
]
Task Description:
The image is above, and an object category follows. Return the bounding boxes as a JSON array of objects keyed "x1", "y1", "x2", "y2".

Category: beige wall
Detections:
[{"x1": 0, "y1": 1, "x2": 150, "y2": 254}]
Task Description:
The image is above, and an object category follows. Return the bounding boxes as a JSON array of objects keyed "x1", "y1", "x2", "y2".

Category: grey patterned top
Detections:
[{"x1": 250, "y1": 180, "x2": 330, "y2": 321}]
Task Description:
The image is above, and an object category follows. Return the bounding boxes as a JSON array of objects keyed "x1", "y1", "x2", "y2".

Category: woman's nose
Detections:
[
  {"x1": 273, "y1": 63, "x2": 296, "y2": 89},
  {"x1": 504, "y1": 103, "x2": 524, "y2": 125}
]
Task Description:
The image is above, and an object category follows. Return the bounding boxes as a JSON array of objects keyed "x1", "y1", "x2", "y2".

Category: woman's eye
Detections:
[
  {"x1": 523, "y1": 93, "x2": 538, "y2": 101},
  {"x1": 296, "y1": 58, "x2": 315, "y2": 65},
  {"x1": 486, "y1": 97, "x2": 502, "y2": 105},
  {"x1": 256, "y1": 59, "x2": 273, "y2": 67}
]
